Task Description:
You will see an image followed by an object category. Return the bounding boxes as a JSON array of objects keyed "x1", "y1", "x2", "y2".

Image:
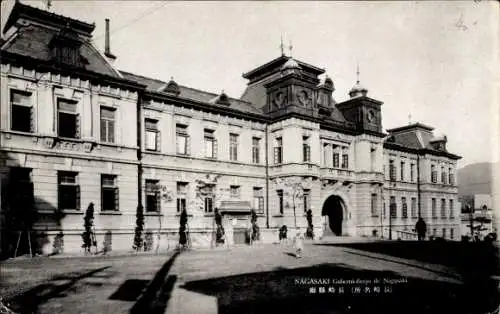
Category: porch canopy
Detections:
[{"x1": 219, "y1": 201, "x2": 252, "y2": 215}]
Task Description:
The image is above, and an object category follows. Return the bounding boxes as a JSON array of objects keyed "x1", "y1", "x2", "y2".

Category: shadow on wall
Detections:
[{"x1": 0, "y1": 151, "x2": 66, "y2": 260}]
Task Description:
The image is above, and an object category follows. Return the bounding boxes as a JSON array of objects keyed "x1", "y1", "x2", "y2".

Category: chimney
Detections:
[{"x1": 104, "y1": 18, "x2": 116, "y2": 62}]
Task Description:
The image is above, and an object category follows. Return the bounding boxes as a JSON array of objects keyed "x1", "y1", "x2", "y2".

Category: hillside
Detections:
[{"x1": 457, "y1": 162, "x2": 493, "y2": 196}]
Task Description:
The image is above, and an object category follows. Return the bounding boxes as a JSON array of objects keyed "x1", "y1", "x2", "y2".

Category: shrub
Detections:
[
  {"x1": 52, "y1": 231, "x2": 64, "y2": 255},
  {"x1": 133, "y1": 205, "x2": 144, "y2": 251},
  {"x1": 214, "y1": 209, "x2": 225, "y2": 245},
  {"x1": 305, "y1": 209, "x2": 314, "y2": 239},
  {"x1": 81, "y1": 203, "x2": 95, "y2": 254},
  {"x1": 179, "y1": 209, "x2": 188, "y2": 248},
  {"x1": 145, "y1": 231, "x2": 154, "y2": 252},
  {"x1": 250, "y1": 210, "x2": 260, "y2": 242}
]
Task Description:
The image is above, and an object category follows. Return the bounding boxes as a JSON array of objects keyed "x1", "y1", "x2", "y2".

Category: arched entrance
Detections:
[{"x1": 322, "y1": 195, "x2": 346, "y2": 236}]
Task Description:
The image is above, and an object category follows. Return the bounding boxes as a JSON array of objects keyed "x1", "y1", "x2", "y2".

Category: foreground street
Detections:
[{"x1": 1, "y1": 241, "x2": 498, "y2": 314}]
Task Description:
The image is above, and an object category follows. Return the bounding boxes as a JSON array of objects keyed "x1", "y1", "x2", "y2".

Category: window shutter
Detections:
[
  {"x1": 109, "y1": 120, "x2": 115, "y2": 143},
  {"x1": 29, "y1": 107, "x2": 34, "y2": 132},
  {"x1": 156, "y1": 131, "x2": 161, "y2": 152},
  {"x1": 214, "y1": 139, "x2": 218, "y2": 159},
  {"x1": 75, "y1": 115, "x2": 80, "y2": 138},
  {"x1": 100, "y1": 120, "x2": 106, "y2": 142},
  {"x1": 186, "y1": 136, "x2": 191, "y2": 155},
  {"x1": 115, "y1": 188, "x2": 119, "y2": 211},
  {"x1": 76, "y1": 185, "x2": 81, "y2": 210},
  {"x1": 156, "y1": 190, "x2": 161, "y2": 213}
]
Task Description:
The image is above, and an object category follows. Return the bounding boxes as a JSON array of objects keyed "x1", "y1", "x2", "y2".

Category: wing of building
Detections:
[{"x1": 0, "y1": 2, "x2": 462, "y2": 256}]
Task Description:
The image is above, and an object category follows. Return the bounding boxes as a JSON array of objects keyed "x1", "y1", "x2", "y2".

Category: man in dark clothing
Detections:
[{"x1": 416, "y1": 218, "x2": 427, "y2": 241}]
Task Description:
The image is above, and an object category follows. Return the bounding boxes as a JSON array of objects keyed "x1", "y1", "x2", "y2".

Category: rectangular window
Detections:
[
  {"x1": 441, "y1": 166, "x2": 446, "y2": 184},
  {"x1": 11, "y1": 90, "x2": 33, "y2": 133},
  {"x1": 274, "y1": 137, "x2": 283, "y2": 164},
  {"x1": 402, "y1": 197, "x2": 408, "y2": 218},
  {"x1": 389, "y1": 160, "x2": 396, "y2": 181},
  {"x1": 253, "y1": 187, "x2": 264, "y2": 213},
  {"x1": 441, "y1": 198, "x2": 446, "y2": 218},
  {"x1": 252, "y1": 137, "x2": 260, "y2": 164},
  {"x1": 400, "y1": 161, "x2": 405, "y2": 181},
  {"x1": 333, "y1": 152, "x2": 340, "y2": 168},
  {"x1": 303, "y1": 189, "x2": 310, "y2": 213},
  {"x1": 442, "y1": 228, "x2": 446, "y2": 239},
  {"x1": 204, "y1": 129, "x2": 216, "y2": 158},
  {"x1": 411, "y1": 197, "x2": 417, "y2": 218},
  {"x1": 176, "y1": 182, "x2": 188, "y2": 213},
  {"x1": 410, "y1": 163, "x2": 415, "y2": 182},
  {"x1": 450, "y1": 228, "x2": 454, "y2": 240},
  {"x1": 101, "y1": 175, "x2": 118, "y2": 211},
  {"x1": 431, "y1": 198, "x2": 437, "y2": 218},
  {"x1": 341, "y1": 153, "x2": 349, "y2": 169},
  {"x1": 230, "y1": 185, "x2": 240, "y2": 198},
  {"x1": 58, "y1": 171, "x2": 80, "y2": 210},
  {"x1": 433, "y1": 228, "x2": 437, "y2": 236},
  {"x1": 323, "y1": 144, "x2": 328, "y2": 166},
  {"x1": 145, "y1": 119, "x2": 160, "y2": 151},
  {"x1": 100, "y1": 107, "x2": 115, "y2": 143},
  {"x1": 58, "y1": 99, "x2": 79, "y2": 139},
  {"x1": 9, "y1": 167, "x2": 34, "y2": 209},
  {"x1": 229, "y1": 133, "x2": 238, "y2": 161},
  {"x1": 431, "y1": 165, "x2": 437, "y2": 183},
  {"x1": 303, "y1": 136, "x2": 311, "y2": 162},
  {"x1": 390, "y1": 196, "x2": 397, "y2": 218},
  {"x1": 449, "y1": 199, "x2": 454, "y2": 218},
  {"x1": 277, "y1": 190, "x2": 284, "y2": 215},
  {"x1": 449, "y1": 168, "x2": 454, "y2": 185},
  {"x1": 176, "y1": 124, "x2": 189, "y2": 155},
  {"x1": 145, "y1": 180, "x2": 161, "y2": 212},
  {"x1": 204, "y1": 197, "x2": 213, "y2": 213},
  {"x1": 371, "y1": 193, "x2": 378, "y2": 217}
]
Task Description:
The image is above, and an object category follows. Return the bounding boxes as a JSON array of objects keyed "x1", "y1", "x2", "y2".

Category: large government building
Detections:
[{"x1": 0, "y1": 2, "x2": 461, "y2": 255}]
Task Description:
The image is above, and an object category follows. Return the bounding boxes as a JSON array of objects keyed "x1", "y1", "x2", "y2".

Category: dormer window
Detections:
[{"x1": 49, "y1": 26, "x2": 84, "y2": 67}]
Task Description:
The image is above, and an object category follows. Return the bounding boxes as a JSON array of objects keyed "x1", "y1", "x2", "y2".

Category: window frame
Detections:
[
  {"x1": 277, "y1": 190, "x2": 284, "y2": 215},
  {"x1": 145, "y1": 179, "x2": 161, "y2": 213},
  {"x1": 58, "y1": 171, "x2": 80, "y2": 211},
  {"x1": 253, "y1": 187, "x2": 264, "y2": 213},
  {"x1": 57, "y1": 98, "x2": 80, "y2": 139},
  {"x1": 176, "y1": 124, "x2": 189, "y2": 155},
  {"x1": 229, "y1": 133, "x2": 239, "y2": 161},
  {"x1": 252, "y1": 137, "x2": 260, "y2": 164},
  {"x1": 100, "y1": 107, "x2": 116, "y2": 144},
  {"x1": 10, "y1": 89, "x2": 33, "y2": 133},
  {"x1": 145, "y1": 118, "x2": 160, "y2": 152},
  {"x1": 274, "y1": 137, "x2": 283, "y2": 164},
  {"x1": 302, "y1": 136, "x2": 311, "y2": 162},
  {"x1": 204, "y1": 129, "x2": 217, "y2": 159},
  {"x1": 101, "y1": 174, "x2": 119, "y2": 211}
]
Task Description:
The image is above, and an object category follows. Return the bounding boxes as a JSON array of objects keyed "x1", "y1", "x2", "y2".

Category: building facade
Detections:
[{"x1": 0, "y1": 3, "x2": 461, "y2": 255}]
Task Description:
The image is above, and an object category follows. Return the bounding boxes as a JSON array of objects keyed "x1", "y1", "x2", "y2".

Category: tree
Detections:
[
  {"x1": 305, "y1": 209, "x2": 314, "y2": 239},
  {"x1": 133, "y1": 205, "x2": 144, "y2": 251},
  {"x1": 250, "y1": 209, "x2": 260, "y2": 243},
  {"x1": 179, "y1": 208, "x2": 188, "y2": 249},
  {"x1": 279, "y1": 178, "x2": 307, "y2": 229},
  {"x1": 82, "y1": 203, "x2": 96, "y2": 254},
  {"x1": 214, "y1": 208, "x2": 225, "y2": 245}
]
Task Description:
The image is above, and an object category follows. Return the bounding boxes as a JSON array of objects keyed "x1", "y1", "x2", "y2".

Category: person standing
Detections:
[
  {"x1": 294, "y1": 230, "x2": 304, "y2": 258},
  {"x1": 416, "y1": 217, "x2": 427, "y2": 241}
]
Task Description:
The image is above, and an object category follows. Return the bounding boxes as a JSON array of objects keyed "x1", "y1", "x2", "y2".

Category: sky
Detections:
[{"x1": 1, "y1": 0, "x2": 498, "y2": 168}]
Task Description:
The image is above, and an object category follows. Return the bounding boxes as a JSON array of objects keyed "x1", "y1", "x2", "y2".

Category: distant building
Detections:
[
  {"x1": 0, "y1": 2, "x2": 462, "y2": 255},
  {"x1": 459, "y1": 194, "x2": 495, "y2": 239}
]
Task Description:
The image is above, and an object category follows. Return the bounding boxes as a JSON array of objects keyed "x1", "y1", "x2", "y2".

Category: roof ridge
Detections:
[{"x1": 119, "y1": 70, "x2": 167, "y2": 84}]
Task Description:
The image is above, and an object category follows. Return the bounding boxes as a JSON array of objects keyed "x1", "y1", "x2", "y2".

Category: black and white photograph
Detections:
[{"x1": 0, "y1": 1, "x2": 498, "y2": 313}]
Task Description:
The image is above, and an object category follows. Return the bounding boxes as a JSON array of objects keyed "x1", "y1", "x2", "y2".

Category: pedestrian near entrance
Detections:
[
  {"x1": 416, "y1": 217, "x2": 427, "y2": 241},
  {"x1": 294, "y1": 230, "x2": 304, "y2": 258}
]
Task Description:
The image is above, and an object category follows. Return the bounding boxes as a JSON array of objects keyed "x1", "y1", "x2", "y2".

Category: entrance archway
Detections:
[{"x1": 321, "y1": 195, "x2": 346, "y2": 236}]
